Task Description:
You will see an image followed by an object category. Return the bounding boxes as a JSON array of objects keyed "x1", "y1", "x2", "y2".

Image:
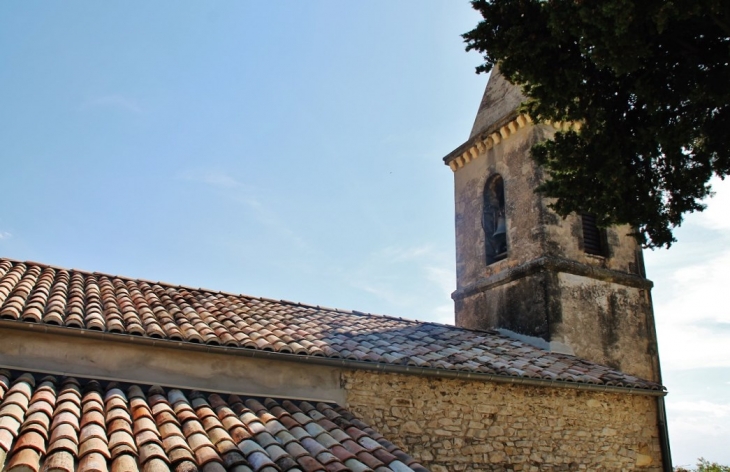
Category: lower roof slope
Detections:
[
  {"x1": 0, "y1": 370, "x2": 427, "y2": 472},
  {"x1": 0, "y1": 258, "x2": 662, "y2": 391}
]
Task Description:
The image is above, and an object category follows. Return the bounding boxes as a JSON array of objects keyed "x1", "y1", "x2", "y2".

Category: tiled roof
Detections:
[
  {"x1": 0, "y1": 258, "x2": 662, "y2": 391},
  {"x1": 0, "y1": 370, "x2": 428, "y2": 472}
]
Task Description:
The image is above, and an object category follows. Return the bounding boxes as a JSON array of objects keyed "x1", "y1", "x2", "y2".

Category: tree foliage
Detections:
[
  {"x1": 675, "y1": 457, "x2": 730, "y2": 472},
  {"x1": 464, "y1": 0, "x2": 730, "y2": 248}
]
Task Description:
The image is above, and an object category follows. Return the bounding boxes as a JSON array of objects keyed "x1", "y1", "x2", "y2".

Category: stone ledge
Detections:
[
  {"x1": 452, "y1": 256, "x2": 653, "y2": 300},
  {"x1": 443, "y1": 114, "x2": 581, "y2": 172}
]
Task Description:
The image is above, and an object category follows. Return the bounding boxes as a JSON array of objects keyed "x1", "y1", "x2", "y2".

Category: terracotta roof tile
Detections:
[
  {"x1": 0, "y1": 370, "x2": 424, "y2": 472},
  {"x1": 0, "y1": 258, "x2": 661, "y2": 391}
]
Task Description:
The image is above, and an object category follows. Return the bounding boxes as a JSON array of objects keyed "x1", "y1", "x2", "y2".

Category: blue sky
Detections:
[{"x1": 0, "y1": 2, "x2": 728, "y2": 467}]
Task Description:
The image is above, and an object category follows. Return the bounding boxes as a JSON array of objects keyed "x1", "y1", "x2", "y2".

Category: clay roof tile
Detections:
[{"x1": 0, "y1": 258, "x2": 662, "y2": 391}]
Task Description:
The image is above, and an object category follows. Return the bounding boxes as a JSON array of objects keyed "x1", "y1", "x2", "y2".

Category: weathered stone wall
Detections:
[
  {"x1": 450, "y1": 116, "x2": 661, "y2": 381},
  {"x1": 343, "y1": 370, "x2": 663, "y2": 471},
  {"x1": 453, "y1": 124, "x2": 549, "y2": 289},
  {"x1": 555, "y1": 273, "x2": 659, "y2": 381},
  {"x1": 456, "y1": 272, "x2": 558, "y2": 343},
  {"x1": 456, "y1": 271, "x2": 660, "y2": 382},
  {"x1": 453, "y1": 122, "x2": 643, "y2": 292}
]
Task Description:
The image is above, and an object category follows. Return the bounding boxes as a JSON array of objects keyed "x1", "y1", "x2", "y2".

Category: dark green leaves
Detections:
[{"x1": 464, "y1": 0, "x2": 730, "y2": 248}]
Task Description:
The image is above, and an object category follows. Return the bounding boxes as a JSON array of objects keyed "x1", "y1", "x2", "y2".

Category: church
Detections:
[{"x1": 0, "y1": 70, "x2": 670, "y2": 471}]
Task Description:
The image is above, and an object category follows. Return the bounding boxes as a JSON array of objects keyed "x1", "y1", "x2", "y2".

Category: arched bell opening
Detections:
[{"x1": 483, "y1": 174, "x2": 508, "y2": 265}]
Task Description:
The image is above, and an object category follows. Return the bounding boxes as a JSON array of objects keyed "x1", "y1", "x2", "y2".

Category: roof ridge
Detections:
[
  {"x1": 0, "y1": 256, "x2": 482, "y2": 331},
  {"x1": 0, "y1": 256, "x2": 284, "y2": 309},
  {"x1": 0, "y1": 257, "x2": 585, "y2": 340}
]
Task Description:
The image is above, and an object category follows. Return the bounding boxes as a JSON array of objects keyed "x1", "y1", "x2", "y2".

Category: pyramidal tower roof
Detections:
[{"x1": 469, "y1": 66, "x2": 525, "y2": 138}]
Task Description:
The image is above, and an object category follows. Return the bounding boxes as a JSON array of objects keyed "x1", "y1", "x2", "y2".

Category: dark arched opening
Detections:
[{"x1": 483, "y1": 175, "x2": 508, "y2": 264}]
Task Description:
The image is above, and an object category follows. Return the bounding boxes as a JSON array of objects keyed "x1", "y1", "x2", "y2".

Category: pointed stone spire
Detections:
[{"x1": 469, "y1": 66, "x2": 525, "y2": 139}]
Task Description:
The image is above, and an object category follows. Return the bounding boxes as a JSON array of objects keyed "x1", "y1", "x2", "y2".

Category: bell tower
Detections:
[{"x1": 444, "y1": 69, "x2": 661, "y2": 382}]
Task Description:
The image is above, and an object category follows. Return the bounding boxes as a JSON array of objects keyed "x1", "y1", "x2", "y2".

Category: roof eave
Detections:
[{"x1": 0, "y1": 319, "x2": 666, "y2": 397}]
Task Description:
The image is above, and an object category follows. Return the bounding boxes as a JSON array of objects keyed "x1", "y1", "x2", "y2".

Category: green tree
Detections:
[
  {"x1": 675, "y1": 457, "x2": 730, "y2": 472},
  {"x1": 463, "y1": 0, "x2": 730, "y2": 248}
]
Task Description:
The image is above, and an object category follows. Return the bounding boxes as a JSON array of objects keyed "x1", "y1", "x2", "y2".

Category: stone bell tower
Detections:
[{"x1": 444, "y1": 68, "x2": 661, "y2": 382}]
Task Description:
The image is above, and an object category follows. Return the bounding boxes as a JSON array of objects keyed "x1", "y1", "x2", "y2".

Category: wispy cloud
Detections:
[
  {"x1": 357, "y1": 282, "x2": 418, "y2": 308},
  {"x1": 666, "y1": 397, "x2": 730, "y2": 465},
  {"x1": 176, "y1": 167, "x2": 309, "y2": 250},
  {"x1": 349, "y1": 244, "x2": 456, "y2": 324},
  {"x1": 375, "y1": 244, "x2": 437, "y2": 262},
  {"x1": 648, "y1": 178, "x2": 730, "y2": 371},
  {"x1": 670, "y1": 400, "x2": 730, "y2": 417},
  {"x1": 425, "y1": 265, "x2": 456, "y2": 298},
  {"x1": 230, "y1": 193, "x2": 308, "y2": 250},
  {"x1": 176, "y1": 169, "x2": 242, "y2": 189},
  {"x1": 695, "y1": 177, "x2": 730, "y2": 231},
  {"x1": 0, "y1": 231, "x2": 12, "y2": 240},
  {"x1": 431, "y1": 303, "x2": 456, "y2": 325},
  {"x1": 82, "y1": 95, "x2": 143, "y2": 114},
  {"x1": 653, "y1": 248, "x2": 730, "y2": 370}
]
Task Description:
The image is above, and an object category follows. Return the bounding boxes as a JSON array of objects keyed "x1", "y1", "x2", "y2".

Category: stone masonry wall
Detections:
[
  {"x1": 456, "y1": 272, "x2": 660, "y2": 382},
  {"x1": 343, "y1": 370, "x2": 663, "y2": 471}
]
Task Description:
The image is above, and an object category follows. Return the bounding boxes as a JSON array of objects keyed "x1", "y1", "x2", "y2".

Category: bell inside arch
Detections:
[
  {"x1": 483, "y1": 174, "x2": 508, "y2": 264},
  {"x1": 493, "y1": 215, "x2": 506, "y2": 238}
]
